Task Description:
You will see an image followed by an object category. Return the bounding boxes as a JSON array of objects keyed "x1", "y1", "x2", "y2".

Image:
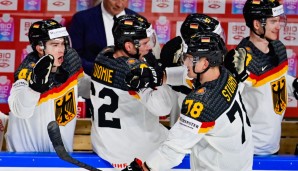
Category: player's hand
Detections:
[
  {"x1": 29, "y1": 54, "x2": 54, "y2": 93},
  {"x1": 224, "y1": 48, "x2": 248, "y2": 82},
  {"x1": 121, "y1": 158, "x2": 143, "y2": 171},
  {"x1": 293, "y1": 78, "x2": 298, "y2": 100},
  {"x1": 125, "y1": 66, "x2": 162, "y2": 90},
  {"x1": 160, "y1": 36, "x2": 183, "y2": 68}
]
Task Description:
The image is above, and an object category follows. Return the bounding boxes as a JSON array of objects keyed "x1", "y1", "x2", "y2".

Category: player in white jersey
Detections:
[
  {"x1": 136, "y1": 32, "x2": 253, "y2": 171},
  {"x1": 90, "y1": 14, "x2": 174, "y2": 170},
  {"x1": 5, "y1": 19, "x2": 84, "y2": 152},
  {"x1": 159, "y1": 13, "x2": 227, "y2": 126},
  {"x1": 224, "y1": 0, "x2": 298, "y2": 155}
]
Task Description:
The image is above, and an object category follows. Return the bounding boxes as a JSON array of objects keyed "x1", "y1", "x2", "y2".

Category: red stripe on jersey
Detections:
[
  {"x1": 247, "y1": 60, "x2": 288, "y2": 87},
  {"x1": 199, "y1": 121, "x2": 215, "y2": 133},
  {"x1": 39, "y1": 68, "x2": 84, "y2": 103}
]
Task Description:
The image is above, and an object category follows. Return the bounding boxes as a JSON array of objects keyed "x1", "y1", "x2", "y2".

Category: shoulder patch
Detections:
[
  {"x1": 29, "y1": 62, "x2": 35, "y2": 68},
  {"x1": 126, "y1": 58, "x2": 137, "y2": 65},
  {"x1": 196, "y1": 87, "x2": 206, "y2": 95}
]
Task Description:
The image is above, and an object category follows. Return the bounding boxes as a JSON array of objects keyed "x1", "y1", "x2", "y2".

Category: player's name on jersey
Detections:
[
  {"x1": 222, "y1": 75, "x2": 237, "y2": 103},
  {"x1": 92, "y1": 63, "x2": 114, "y2": 84}
]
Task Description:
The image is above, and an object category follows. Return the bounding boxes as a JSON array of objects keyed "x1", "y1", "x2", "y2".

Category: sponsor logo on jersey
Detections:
[
  {"x1": 271, "y1": 76, "x2": 287, "y2": 115},
  {"x1": 222, "y1": 75, "x2": 238, "y2": 103},
  {"x1": 55, "y1": 88, "x2": 76, "y2": 126},
  {"x1": 92, "y1": 62, "x2": 114, "y2": 86}
]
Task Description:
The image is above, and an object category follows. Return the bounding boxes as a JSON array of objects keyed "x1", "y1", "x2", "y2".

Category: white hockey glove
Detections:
[
  {"x1": 224, "y1": 48, "x2": 248, "y2": 82},
  {"x1": 293, "y1": 78, "x2": 298, "y2": 100},
  {"x1": 29, "y1": 54, "x2": 54, "y2": 93}
]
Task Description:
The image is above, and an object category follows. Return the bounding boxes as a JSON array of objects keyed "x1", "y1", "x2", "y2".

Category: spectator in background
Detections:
[
  {"x1": 5, "y1": 19, "x2": 83, "y2": 152},
  {"x1": 224, "y1": 0, "x2": 298, "y2": 155},
  {"x1": 68, "y1": 0, "x2": 137, "y2": 117},
  {"x1": 68, "y1": 0, "x2": 137, "y2": 76}
]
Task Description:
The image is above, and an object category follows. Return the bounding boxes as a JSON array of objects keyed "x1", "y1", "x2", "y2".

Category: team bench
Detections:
[
  {"x1": 2, "y1": 118, "x2": 298, "y2": 154},
  {"x1": 73, "y1": 119, "x2": 298, "y2": 154}
]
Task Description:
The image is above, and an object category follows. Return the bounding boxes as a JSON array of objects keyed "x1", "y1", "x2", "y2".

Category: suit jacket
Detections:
[{"x1": 68, "y1": 4, "x2": 137, "y2": 75}]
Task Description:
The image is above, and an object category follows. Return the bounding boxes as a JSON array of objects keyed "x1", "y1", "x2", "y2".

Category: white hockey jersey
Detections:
[
  {"x1": 237, "y1": 38, "x2": 296, "y2": 155},
  {"x1": 5, "y1": 48, "x2": 84, "y2": 152},
  {"x1": 90, "y1": 51, "x2": 175, "y2": 169},
  {"x1": 146, "y1": 67, "x2": 253, "y2": 171}
]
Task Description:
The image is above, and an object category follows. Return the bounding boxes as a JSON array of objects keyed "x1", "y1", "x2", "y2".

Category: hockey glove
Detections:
[
  {"x1": 224, "y1": 48, "x2": 248, "y2": 82},
  {"x1": 160, "y1": 36, "x2": 183, "y2": 68},
  {"x1": 143, "y1": 52, "x2": 164, "y2": 86},
  {"x1": 122, "y1": 158, "x2": 143, "y2": 171},
  {"x1": 29, "y1": 54, "x2": 54, "y2": 93},
  {"x1": 126, "y1": 66, "x2": 162, "y2": 90},
  {"x1": 293, "y1": 78, "x2": 298, "y2": 100},
  {"x1": 55, "y1": 67, "x2": 69, "y2": 84}
]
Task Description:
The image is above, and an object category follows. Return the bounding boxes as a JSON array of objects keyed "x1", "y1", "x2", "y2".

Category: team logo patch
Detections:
[
  {"x1": 196, "y1": 87, "x2": 206, "y2": 95},
  {"x1": 127, "y1": 58, "x2": 137, "y2": 65},
  {"x1": 50, "y1": 21, "x2": 57, "y2": 25},
  {"x1": 204, "y1": 17, "x2": 211, "y2": 24},
  {"x1": 29, "y1": 62, "x2": 35, "y2": 68},
  {"x1": 270, "y1": 76, "x2": 287, "y2": 115},
  {"x1": 55, "y1": 88, "x2": 76, "y2": 126}
]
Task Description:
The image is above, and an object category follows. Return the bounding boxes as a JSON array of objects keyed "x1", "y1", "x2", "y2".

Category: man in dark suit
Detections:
[
  {"x1": 68, "y1": 0, "x2": 137, "y2": 76},
  {"x1": 68, "y1": 0, "x2": 137, "y2": 118}
]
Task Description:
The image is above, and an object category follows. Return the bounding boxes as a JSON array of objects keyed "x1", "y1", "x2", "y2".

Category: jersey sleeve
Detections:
[
  {"x1": 137, "y1": 84, "x2": 175, "y2": 116},
  {"x1": 286, "y1": 74, "x2": 296, "y2": 97},
  {"x1": 78, "y1": 72, "x2": 90, "y2": 99},
  {"x1": 8, "y1": 79, "x2": 40, "y2": 119},
  {"x1": 145, "y1": 121, "x2": 203, "y2": 170}
]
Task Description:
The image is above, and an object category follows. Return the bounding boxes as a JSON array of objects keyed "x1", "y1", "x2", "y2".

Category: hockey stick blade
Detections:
[{"x1": 47, "y1": 121, "x2": 101, "y2": 171}]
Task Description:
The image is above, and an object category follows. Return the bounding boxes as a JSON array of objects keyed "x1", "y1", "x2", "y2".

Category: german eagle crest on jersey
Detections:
[
  {"x1": 55, "y1": 88, "x2": 76, "y2": 126},
  {"x1": 271, "y1": 76, "x2": 287, "y2": 115}
]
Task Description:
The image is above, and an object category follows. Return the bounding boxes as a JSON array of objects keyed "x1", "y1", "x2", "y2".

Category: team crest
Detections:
[
  {"x1": 29, "y1": 62, "x2": 35, "y2": 68},
  {"x1": 127, "y1": 58, "x2": 137, "y2": 65},
  {"x1": 196, "y1": 87, "x2": 206, "y2": 95},
  {"x1": 270, "y1": 76, "x2": 287, "y2": 115},
  {"x1": 55, "y1": 88, "x2": 76, "y2": 126}
]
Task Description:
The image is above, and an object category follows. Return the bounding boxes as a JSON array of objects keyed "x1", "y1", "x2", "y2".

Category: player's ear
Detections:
[
  {"x1": 124, "y1": 41, "x2": 134, "y2": 53},
  {"x1": 36, "y1": 44, "x2": 44, "y2": 52},
  {"x1": 36, "y1": 45, "x2": 45, "y2": 56},
  {"x1": 253, "y1": 19, "x2": 261, "y2": 30}
]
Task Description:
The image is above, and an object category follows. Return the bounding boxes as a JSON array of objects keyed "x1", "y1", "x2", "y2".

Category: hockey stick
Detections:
[{"x1": 47, "y1": 121, "x2": 101, "y2": 171}]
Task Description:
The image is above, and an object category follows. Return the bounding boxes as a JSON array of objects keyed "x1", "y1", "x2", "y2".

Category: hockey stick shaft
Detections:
[{"x1": 47, "y1": 121, "x2": 101, "y2": 171}]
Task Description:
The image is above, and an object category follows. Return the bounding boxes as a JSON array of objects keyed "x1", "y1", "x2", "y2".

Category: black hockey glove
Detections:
[
  {"x1": 224, "y1": 48, "x2": 248, "y2": 82},
  {"x1": 55, "y1": 67, "x2": 69, "y2": 84},
  {"x1": 125, "y1": 66, "x2": 162, "y2": 90},
  {"x1": 160, "y1": 36, "x2": 183, "y2": 68},
  {"x1": 29, "y1": 54, "x2": 54, "y2": 93},
  {"x1": 293, "y1": 78, "x2": 298, "y2": 100},
  {"x1": 122, "y1": 158, "x2": 144, "y2": 171},
  {"x1": 143, "y1": 52, "x2": 164, "y2": 86}
]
